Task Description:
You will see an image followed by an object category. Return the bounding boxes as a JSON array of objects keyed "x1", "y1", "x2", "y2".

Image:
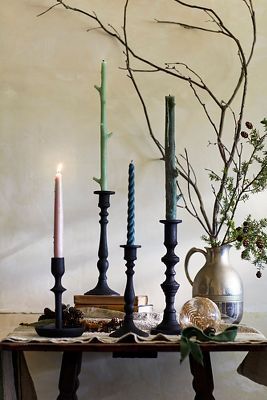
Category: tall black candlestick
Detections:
[
  {"x1": 151, "y1": 219, "x2": 181, "y2": 335},
  {"x1": 84, "y1": 190, "x2": 119, "y2": 295}
]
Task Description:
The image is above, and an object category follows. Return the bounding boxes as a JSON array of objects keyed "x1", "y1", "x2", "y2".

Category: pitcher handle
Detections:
[{"x1": 184, "y1": 247, "x2": 207, "y2": 286}]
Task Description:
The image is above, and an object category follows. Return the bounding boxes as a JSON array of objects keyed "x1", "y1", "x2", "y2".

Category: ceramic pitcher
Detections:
[{"x1": 184, "y1": 244, "x2": 243, "y2": 323}]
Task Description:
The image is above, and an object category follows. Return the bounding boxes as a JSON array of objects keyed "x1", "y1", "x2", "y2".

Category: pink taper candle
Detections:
[{"x1": 54, "y1": 163, "x2": 63, "y2": 258}]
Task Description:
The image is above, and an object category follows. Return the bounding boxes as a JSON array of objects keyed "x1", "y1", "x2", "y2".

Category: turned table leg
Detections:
[
  {"x1": 57, "y1": 351, "x2": 83, "y2": 400},
  {"x1": 189, "y1": 351, "x2": 215, "y2": 400}
]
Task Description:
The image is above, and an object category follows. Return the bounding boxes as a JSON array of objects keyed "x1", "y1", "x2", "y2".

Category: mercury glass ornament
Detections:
[{"x1": 179, "y1": 297, "x2": 221, "y2": 331}]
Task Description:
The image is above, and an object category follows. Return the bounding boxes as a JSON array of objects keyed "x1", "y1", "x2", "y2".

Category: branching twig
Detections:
[
  {"x1": 121, "y1": 1, "x2": 164, "y2": 158},
  {"x1": 36, "y1": 2, "x2": 60, "y2": 17},
  {"x1": 155, "y1": 19, "x2": 224, "y2": 35},
  {"x1": 178, "y1": 153, "x2": 212, "y2": 234}
]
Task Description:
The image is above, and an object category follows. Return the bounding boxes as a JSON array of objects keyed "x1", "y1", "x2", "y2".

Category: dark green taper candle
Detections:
[
  {"x1": 165, "y1": 96, "x2": 177, "y2": 220},
  {"x1": 127, "y1": 161, "x2": 135, "y2": 245}
]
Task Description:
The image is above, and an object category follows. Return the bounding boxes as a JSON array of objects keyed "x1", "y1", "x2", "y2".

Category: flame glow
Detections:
[{"x1": 57, "y1": 163, "x2": 63, "y2": 174}]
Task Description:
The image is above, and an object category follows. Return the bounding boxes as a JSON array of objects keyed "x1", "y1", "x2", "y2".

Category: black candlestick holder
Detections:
[
  {"x1": 85, "y1": 190, "x2": 119, "y2": 296},
  {"x1": 151, "y1": 219, "x2": 182, "y2": 335},
  {"x1": 35, "y1": 258, "x2": 85, "y2": 338},
  {"x1": 110, "y1": 244, "x2": 148, "y2": 338}
]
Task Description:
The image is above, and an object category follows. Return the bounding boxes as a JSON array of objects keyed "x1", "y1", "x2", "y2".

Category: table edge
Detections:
[{"x1": 1, "y1": 341, "x2": 267, "y2": 352}]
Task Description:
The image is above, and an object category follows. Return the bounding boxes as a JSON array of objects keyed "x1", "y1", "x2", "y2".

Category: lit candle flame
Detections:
[{"x1": 57, "y1": 163, "x2": 63, "y2": 174}]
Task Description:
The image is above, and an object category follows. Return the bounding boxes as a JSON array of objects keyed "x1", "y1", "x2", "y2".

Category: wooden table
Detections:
[{"x1": 1, "y1": 339, "x2": 267, "y2": 400}]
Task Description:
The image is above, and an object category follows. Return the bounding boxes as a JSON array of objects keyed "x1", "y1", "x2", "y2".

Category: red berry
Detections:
[
  {"x1": 256, "y1": 270, "x2": 262, "y2": 278},
  {"x1": 241, "y1": 131, "x2": 248, "y2": 138},
  {"x1": 245, "y1": 121, "x2": 253, "y2": 129}
]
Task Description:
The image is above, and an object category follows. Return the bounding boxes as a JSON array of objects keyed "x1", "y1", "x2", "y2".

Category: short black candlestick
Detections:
[
  {"x1": 85, "y1": 190, "x2": 119, "y2": 295},
  {"x1": 35, "y1": 258, "x2": 85, "y2": 338},
  {"x1": 51, "y1": 257, "x2": 65, "y2": 329},
  {"x1": 151, "y1": 219, "x2": 182, "y2": 335},
  {"x1": 110, "y1": 245, "x2": 148, "y2": 338}
]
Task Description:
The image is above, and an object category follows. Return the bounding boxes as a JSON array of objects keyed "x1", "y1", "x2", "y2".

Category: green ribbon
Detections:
[{"x1": 180, "y1": 326, "x2": 238, "y2": 366}]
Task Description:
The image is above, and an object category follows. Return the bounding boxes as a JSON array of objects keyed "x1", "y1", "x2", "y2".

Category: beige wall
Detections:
[{"x1": 1, "y1": 1, "x2": 267, "y2": 399}]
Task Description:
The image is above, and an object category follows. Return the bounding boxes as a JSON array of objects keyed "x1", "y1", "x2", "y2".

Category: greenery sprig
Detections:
[
  {"x1": 201, "y1": 119, "x2": 267, "y2": 273},
  {"x1": 180, "y1": 326, "x2": 238, "y2": 365}
]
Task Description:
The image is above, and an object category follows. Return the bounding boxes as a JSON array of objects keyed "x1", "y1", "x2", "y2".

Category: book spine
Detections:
[
  {"x1": 75, "y1": 304, "x2": 138, "y2": 312},
  {"x1": 74, "y1": 295, "x2": 148, "y2": 306}
]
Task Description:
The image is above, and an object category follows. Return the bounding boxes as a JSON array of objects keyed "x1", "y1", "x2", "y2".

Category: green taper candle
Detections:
[
  {"x1": 165, "y1": 95, "x2": 177, "y2": 220},
  {"x1": 93, "y1": 60, "x2": 112, "y2": 190}
]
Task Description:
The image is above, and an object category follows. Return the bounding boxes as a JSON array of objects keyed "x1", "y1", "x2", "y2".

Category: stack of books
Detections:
[{"x1": 74, "y1": 294, "x2": 149, "y2": 312}]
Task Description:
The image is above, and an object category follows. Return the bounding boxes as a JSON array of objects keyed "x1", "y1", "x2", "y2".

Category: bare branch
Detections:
[
  {"x1": 184, "y1": 150, "x2": 200, "y2": 217},
  {"x1": 36, "y1": 2, "x2": 60, "y2": 17},
  {"x1": 178, "y1": 152, "x2": 212, "y2": 234},
  {"x1": 41, "y1": 0, "x2": 222, "y2": 108},
  {"x1": 121, "y1": 0, "x2": 164, "y2": 158},
  {"x1": 155, "y1": 19, "x2": 224, "y2": 35},
  {"x1": 176, "y1": 170, "x2": 211, "y2": 235},
  {"x1": 187, "y1": 79, "x2": 219, "y2": 137},
  {"x1": 119, "y1": 66, "x2": 160, "y2": 73},
  {"x1": 107, "y1": 23, "x2": 122, "y2": 38},
  {"x1": 86, "y1": 26, "x2": 101, "y2": 32}
]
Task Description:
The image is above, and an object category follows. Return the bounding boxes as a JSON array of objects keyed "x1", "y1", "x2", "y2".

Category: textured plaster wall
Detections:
[{"x1": 1, "y1": 1, "x2": 267, "y2": 399}]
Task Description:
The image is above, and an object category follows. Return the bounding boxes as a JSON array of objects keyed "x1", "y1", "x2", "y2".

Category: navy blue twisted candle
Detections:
[{"x1": 127, "y1": 161, "x2": 135, "y2": 245}]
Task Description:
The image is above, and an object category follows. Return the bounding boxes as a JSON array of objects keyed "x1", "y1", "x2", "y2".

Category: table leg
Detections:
[
  {"x1": 57, "y1": 351, "x2": 83, "y2": 400},
  {"x1": 189, "y1": 351, "x2": 215, "y2": 400}
]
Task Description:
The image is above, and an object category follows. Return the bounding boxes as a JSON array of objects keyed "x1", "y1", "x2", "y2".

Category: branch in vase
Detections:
[{"x1": 40, "y1": 0, "x2": 260, "y2": 250}]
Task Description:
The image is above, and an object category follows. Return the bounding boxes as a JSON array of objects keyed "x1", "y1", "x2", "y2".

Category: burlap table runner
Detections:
[{"x1": 3, "y1": 321, "x2": 266, "y2": 344}]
